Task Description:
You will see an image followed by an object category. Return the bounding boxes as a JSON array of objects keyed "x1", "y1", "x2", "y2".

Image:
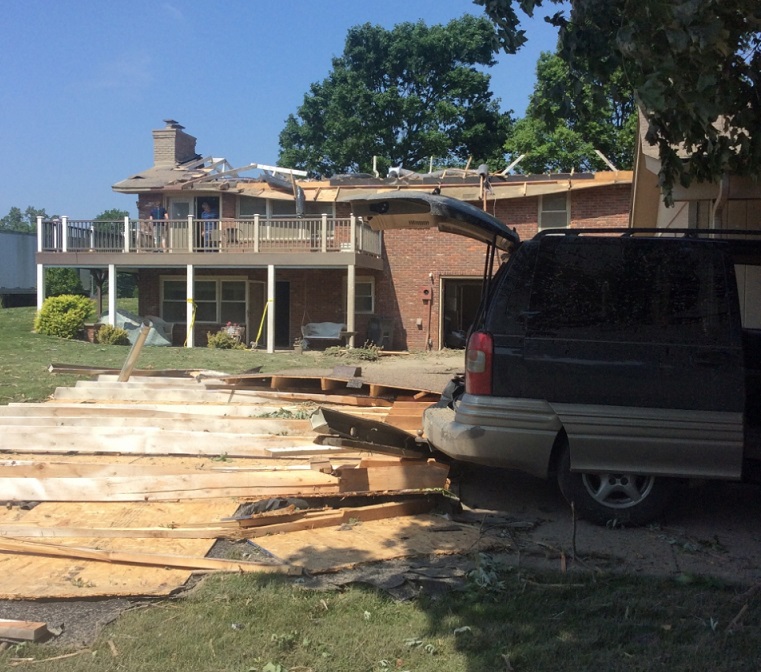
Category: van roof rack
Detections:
[
  {"x1": 534, "y1": 227, "x2": 761, "y2": 264},
  {"x1": 535, "y1": 227, "x2": 761, "y2": 239}
]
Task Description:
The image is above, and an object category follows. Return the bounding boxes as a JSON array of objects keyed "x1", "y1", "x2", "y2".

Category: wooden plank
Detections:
[
  {"x1": 0, "y1": 468, "x2": 340, "y2": 502},
  {"x1": 0, "y1": 428, "x2": 316, "y2": 457},
  {"x1": 337, "y1": 461, "x2": 449, "y2": 494},
  {"x1": 0, "y1": 415, "x2": 313, "y2": 433},
  {"x1": 0, "y1": 619, "x2": 49, "y2": 642},
  {"x1": 0, "y1": 461, "x2": 320, "y2": 478},
  {"x1": 0, "y1": 524, "x2": 252, "y2": 539},
  {"x1": 0, "y1": 537, "x2": 300, "y2": 574},
  {"x1": 48, "y1": 363, "x2": 205, "y2": 377}
]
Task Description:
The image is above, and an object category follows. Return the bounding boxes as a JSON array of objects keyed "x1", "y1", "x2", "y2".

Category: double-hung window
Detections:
[
  {"x1": 539, "y1": 193, "x2": 570, "y2": 230},
  {"x1": 162, "y1": 278, "x2": 246, "y2": 324}
]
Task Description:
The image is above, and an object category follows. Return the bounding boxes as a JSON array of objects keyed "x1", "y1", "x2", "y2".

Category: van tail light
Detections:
[{"x1": 465, "y1": 331, "x2": 493, "y2": 395}]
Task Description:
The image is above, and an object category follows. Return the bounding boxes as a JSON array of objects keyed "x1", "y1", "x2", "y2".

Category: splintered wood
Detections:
[{"x1": 0, "y1": 370, "x2": 467, "y2": 599}]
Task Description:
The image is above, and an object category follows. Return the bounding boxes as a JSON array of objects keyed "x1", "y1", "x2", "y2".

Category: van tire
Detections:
[{"x1": 556, "y1": 445, "x2": 675, "y2": 526}]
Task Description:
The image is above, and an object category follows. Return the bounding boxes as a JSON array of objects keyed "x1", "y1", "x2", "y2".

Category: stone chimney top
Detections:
[{"x1": 152, "y1": 120, "x2": 197, "y2": 167}]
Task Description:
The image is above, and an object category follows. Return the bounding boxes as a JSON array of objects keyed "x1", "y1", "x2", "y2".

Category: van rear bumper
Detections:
[{"x1": 423, "y1": 395, "x2": 561, "y2": 479}]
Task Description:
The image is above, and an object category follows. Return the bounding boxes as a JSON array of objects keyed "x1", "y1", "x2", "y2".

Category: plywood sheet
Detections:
[
  {"x1": 0, "y1": 499, "x2": 237, "y2": 599},
  {"x1": 253, "y1": 514, "x2": 495, "y2": 573}
]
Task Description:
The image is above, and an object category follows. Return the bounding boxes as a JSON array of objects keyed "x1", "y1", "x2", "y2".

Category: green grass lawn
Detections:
[
  {"x1": 1, "y1": 306, "x2": 760, "y2": 671},
  {"x1": 0, "y1": 306, "x2": 329, "y2": 404}
]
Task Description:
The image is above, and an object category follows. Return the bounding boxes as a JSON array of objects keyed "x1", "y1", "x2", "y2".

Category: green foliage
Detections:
[
  {"x1": 505, "y1": 51, "x2": 636, "y2": 173},
  {"x1": 94, "y1": 208, "x2": 130, "y2": 222},
  {"x1": 0, "y1": 205, "x2": 48, "y2": 233},
  {"x1": 34, "y1": 294, "x2": 93, "y2": 339},
  {"x1": 206, "y1": 329, "x2": 246, "y2": 350},
  {"x1": 477, "y1": 0, "x2": 761, "y2": 202},
  {"x1": 94, "y1": 324, "x2": 131, "y2": 346},
  {"x1": 278, "y1": 16, "x2": 512, "y2": 176},
  {"x1": 45, "y1": 268, "x2": 86, "y2": 298}
]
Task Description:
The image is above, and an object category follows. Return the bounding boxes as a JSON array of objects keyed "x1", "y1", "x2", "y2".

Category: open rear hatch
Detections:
[{"x1": 349, "y1": 192, "x2": 519, "y2": 251}]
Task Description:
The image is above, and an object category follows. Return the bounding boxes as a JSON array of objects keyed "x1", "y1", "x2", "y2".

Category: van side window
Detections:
[
  {"x1": 487, "y1": 242, "x2": 539, "y2": 335},
  {"x1": 526, "y1": 238, "x2": 732, "y2": 345}
]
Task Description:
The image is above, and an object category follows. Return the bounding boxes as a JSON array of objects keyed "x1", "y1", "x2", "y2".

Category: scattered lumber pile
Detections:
[{"x1": 0, "y1": 364, "x2": 497, "y2": 601}]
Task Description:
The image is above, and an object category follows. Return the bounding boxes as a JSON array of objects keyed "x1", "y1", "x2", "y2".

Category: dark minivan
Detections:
[{"x1": 351, "y1": 192, "x2": 761, "y2": 525}]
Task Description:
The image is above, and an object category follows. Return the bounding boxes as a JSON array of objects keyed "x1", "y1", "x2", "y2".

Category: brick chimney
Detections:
[{"x1": 152, "y1": 119, "x2": 198, "y2": 167}]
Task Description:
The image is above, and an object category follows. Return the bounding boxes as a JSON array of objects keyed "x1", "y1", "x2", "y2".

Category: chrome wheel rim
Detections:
[{"x1": 580, "y1": 473, "x2": 656, "y2": 509}]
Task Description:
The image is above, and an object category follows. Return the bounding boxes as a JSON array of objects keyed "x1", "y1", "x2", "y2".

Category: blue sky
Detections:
[{"x1": 2, "y1": 0, "x2": 561, "y2": 219}]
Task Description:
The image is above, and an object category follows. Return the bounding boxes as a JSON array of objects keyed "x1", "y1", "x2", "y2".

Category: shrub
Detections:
[
  {"x1": 95, "y1": 324, "x2": 131, "y2": 345},
  {"x1": 34, "y1": 294, "x2": 93, "y2": 339},
  {"x1": 45, "y1": 267, "x2": 87, "y2": 297},
  {"x1": 206, "y1": 329, "x2": 246, "y2": 350}
]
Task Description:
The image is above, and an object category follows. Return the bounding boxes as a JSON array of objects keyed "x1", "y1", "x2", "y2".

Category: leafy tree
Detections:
[
  {"x1": 474, "y1": 0, "x2": 761, "y2": 202},
  {"x1": 505, "y1": 51, "x2": 636, "y2": 173},
  {"x1": 279, "y1": 16, "x2": 512, "y2": 176},
  {"x1": 94, "y1": 209, "x2": 129, "y2": 221},
  {"x1": 0, "y1": 206, "x2": 48, "y2": 233},
  {"x1": 45, "y1": 268, "x2": 86, "y2": 298}
]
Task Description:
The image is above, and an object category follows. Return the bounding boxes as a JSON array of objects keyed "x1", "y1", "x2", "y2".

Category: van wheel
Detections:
[{"x1": 556, "y1": 446, "x2": 674, "y2": 526}]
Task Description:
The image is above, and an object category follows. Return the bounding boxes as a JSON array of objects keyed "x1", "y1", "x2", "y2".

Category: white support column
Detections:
[
  {"x1": 267, "y1": 264, "x2": 275, "y2": 353},
  {"x1": 350, "y1": 214, "x2": 357, "y2": 251},
  {"x1": 346, "y1": 264, "x2": 356, "y2": 348},
  {"x1": 254, "y1": 214, "x2": 260, "y2": 253},
  {"x1": 188, "y1": 215, "x2": 194, "y2": 252},
  {"x1": 61, "y1": 216, "x2": 68, "y2": 253},
  {"x1": 36, "y1": 216, "x2": 43, "y2": 253},
  {"x1": 36, "y1": 264, "x2": 45, "y2": 310},
  {"x1": 321, "y1": 214, "x2": 328, "y2": 252},
  {"x1": 107, "y1": 264, "x2": 117, "y2": 325},
  {"x1": 186, "y1": 265, "x2": 195, "y2": 348},
  {"x1": 123, "y1": 216, "x2": 130, "y2": 252}
]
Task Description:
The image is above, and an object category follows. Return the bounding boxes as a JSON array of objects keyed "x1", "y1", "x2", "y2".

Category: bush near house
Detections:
[
  {"x1": 206, "y1": 329, "x2": 246, "y2": 350},
  {"x1": 95, "y1": 324, "x2": 131, "y2": 345},
  {"x1": 34, "y1": 294, "x2": 93, "y2": 339}
]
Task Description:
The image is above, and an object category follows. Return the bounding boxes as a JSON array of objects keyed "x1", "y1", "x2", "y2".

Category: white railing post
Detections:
[
  {"x1": 123, "y1": 216, "x2": 130, "y2": 252},
  {"x1": 36, "y1": 216, "x2": 43, "y2": 252},
  {"x1": 90, "y1": 222, "x2": 95, "y2": 250},
  {"x1": 61, "y1": 216, "x2": 68, "y2": 253},
  {"x1": 321, "y1": 214, "x2": 328, "y2": 252},
  {"x1": 188, "y1": 215, "x2": 194, "y2": 252},
  {"x1": 350, "y1": 215, "x2": 357, "y2": 251},
  {"x1": 254, "y1": 214, "x2": 260, "y2": 253}
]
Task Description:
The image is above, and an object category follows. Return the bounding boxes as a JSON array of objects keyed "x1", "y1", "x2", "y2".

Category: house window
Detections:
[
  {"x1": 343, "y1": 276, "x2": 375, "y2": 314},
  {"x1": 161, "y1": 278, "x2": 246, "y2": 324},
  {"x1": 238, "y1": 196, "x2": 267, "y2": 218},
  {"x1": 539, "y1": 193, "x2": 569, "y2": 230}
]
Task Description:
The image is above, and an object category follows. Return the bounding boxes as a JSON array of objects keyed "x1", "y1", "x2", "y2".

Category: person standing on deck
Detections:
[
  {"x1": 200, "y1": 202, "x2": 217, "y2": 251},
  {"x1": 149, "y1": 204, "x2": 169, "y2": 251}
]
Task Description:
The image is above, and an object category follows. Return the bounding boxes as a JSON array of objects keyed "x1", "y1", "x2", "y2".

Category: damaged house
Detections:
[{"x1": 35, "y1": 120, "x2": 632, "y2": 351}]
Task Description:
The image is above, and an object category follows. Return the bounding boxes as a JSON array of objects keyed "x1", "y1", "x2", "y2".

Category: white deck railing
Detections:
[{"x1": 37, "y1": 215, "x2": 382, "y2": 257}]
